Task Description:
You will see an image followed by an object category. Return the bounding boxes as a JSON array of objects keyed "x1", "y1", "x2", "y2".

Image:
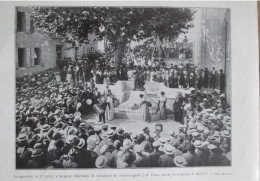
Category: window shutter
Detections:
[
  {"x1": 25, "y1": 13, "x2": 30, "y2": 33},
  {"x1": 31, "y1": 48, "x2": 35, "y2": 66},
  {"x1": 15, "y1": 48, "x2": 18, "y2": 68},
  {"x1": 26, "y1": 48, "x2": 31, "y2": 67},
  {"x1": 41, "y1": 47, "x2": 45, "y2": 66}
]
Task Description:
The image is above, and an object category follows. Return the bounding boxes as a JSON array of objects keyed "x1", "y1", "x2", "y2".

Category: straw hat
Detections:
[
  {"x1": 174, "y1": 156, "x2": 187, "y2": 167},
  {"x1": 193, "y1": 140, "x2": 204, "y2": 148},
  {"x1": 163, "y1": 144, "x2": 175, "y2": 155},
  {"x1": 76, "y1": 138, "x2": 86, "y2": 149},
  {"x1": 95, "y1": 155, "x2": 108, "y2": 168}
]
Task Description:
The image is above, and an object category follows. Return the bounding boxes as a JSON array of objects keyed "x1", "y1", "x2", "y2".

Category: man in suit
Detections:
[
  {"x1": 203, "y1": 67, "x2": 209, "y2": 88},
  {"x1": 219, "y1": 69, "x2": 225, "y2": 93},
  {"x1": 98, "y1": 97, "x2": 107, "y2": 123},
  {"x1": 173, "y1": 92, "x2": 183, "y2": 123},
  {"x1": 210, "y1": 66, "x2": 217, "y2": 89}
]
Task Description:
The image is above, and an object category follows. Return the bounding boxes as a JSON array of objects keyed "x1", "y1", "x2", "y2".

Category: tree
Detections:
[{"x1": 32, "y1": 7, "x2": 195, "y2": 63}]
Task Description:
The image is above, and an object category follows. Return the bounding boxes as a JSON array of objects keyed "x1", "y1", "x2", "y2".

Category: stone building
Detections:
[
  {"x1": 16, "y1": 7, "x2": 99, "y2": 77},
  {"x1": 16, "y1": 7, "x2": 62, "y2": 77}
]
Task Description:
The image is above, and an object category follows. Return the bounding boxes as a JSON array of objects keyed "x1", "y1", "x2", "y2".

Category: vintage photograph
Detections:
[{"x1": 15, "y1": 6, "x2": 231, "y2": 169}]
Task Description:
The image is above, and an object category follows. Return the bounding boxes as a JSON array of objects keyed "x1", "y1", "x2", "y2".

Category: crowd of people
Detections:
[
  {"x1": 59, "y1": 53, "x2": 225, "y2": 93},
  {"x1": 16, "y1": 67, "x2": 231, "y2": 168}
]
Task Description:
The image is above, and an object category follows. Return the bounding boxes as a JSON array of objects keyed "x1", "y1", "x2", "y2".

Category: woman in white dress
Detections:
[
  {"x1": 105, "y1": 93, "x2": 114, "y2": 121},
  {"x1": 66, "y1": 66, "x2": 73, "y2": 83}
]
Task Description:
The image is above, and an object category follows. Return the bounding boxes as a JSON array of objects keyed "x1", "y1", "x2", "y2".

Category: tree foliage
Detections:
[{"x1": 32, "y1": 7, "x2": 195, "y2": 61}]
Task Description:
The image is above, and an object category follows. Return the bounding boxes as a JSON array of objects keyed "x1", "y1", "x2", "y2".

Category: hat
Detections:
[
  {"x1": 189, "y1": 87, "x2": 195, "y2": 91},
  {"x1": 152, "y1": 141, "x2": 160, "y2": 148},
  {"x1": 178, "y1": 125, "x2": 186, "y2": 130},
  {"x1": 221, "y1": 130, "x2": 231, "y2": 138},
  {"x1": 17, "y1": 134, "x2": 28, "y2": 144},
  {"x1": 102, "y1": 124, "x2": 109, "y2": 130},
  {"x1": 74, "y1": 111, "x2": 81, "y2": 117},
  {"x1": 33, "y1": 143, "x2": 44, "y2": 150},
  {"x1": 100, "y1": 145, "x2": 108, "y2": 155},
  {"x1": 116, "y1": 127, "x2": 124, "y2": 135},
  {"x1": 107, "y1": 129, "x2": 116, "y2": 137},
  {"x1": 68, "y1": 148, "x2": 77, "y2": 159},
  {"x1": 68, "y1": 127, "x2": 78, "y2": 135},
  {"x1": 20, "y1": 126, "x2": 30, "y2": 134},
  {"x1": 207, "y1": 144, "x2": 217, "y2": 150},
  {"x1": 174, "y1": 156, "x2": 187, "y2": 167},
  {"x1": 158, "y1": 137, "x2": 166, "y2": 145},
  {"x1": 216, "y1": 114, "x2": 224, "y2": 120},
  {"x1": 76, "y1": 138, "x2": 86, "y2": 149},
  {"x1": 131, "y1": 133, "x2": 138, "y2": 140},
  {"x1": 55, "y1": 122, "x2": 66, "y2": 129},
  {"x1": 66, "y1": 135, "x2": 76, "y2": 144},
  {"x1": 201, "y1": 119, "x2": 208, "y2": 127},
  {"x1": 31, "y1": 149, "x2": 44, "y2": 158},
  {"x1": 193, "y1": 140, "x2": 204, "y2": 148},
  {"x1": 100, "y1": 132, "x2": 108, "y2": 140},
  {"x1": 87, "y1": 140, "x2": 96, "y2": 150},
  {"x1": 95, "y1": 155, "x2": 108, "y2": 168},
  {"x1": 191, "y1": 132, "x2": 200, "y2": 137},
  {"x1": 163, "y1": 144, "x2": 175, "y2": 155},
  {"x1": 79, "y1": 123, "x2": 86, "y2": 129},
  {"x1": 77, "y1": 103, "x2": 82, "y2": 108},
  {"x1": 225, "y1": 122, "x2": 231, "y2": 130},
  {"x1": 87, "y1": 135, "x2": 100, "y2": 145},
  {"x1": 121, "y1": 139, "x2": 131, "y2": 150},
  {"x1": 226, "y1": 152, "x2": 231, "y2": 161},
  {"x1": 42, "y1": 124, "x2": 51, "y2": 132},
  {"x1": 32, "y1": 134, "x2": 43, "y2": 143}
]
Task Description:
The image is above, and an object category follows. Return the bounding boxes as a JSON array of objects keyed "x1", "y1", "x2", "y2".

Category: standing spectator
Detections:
[
  {"x1": 173, "y1": 92, "x2": 183, "y2": 123},
  {"x1": 210, "y1": 66, "x2": 217, "y2": 89},
  {"x1": 219, "y1": 69, "x2": 225, "y2": 93},
  {"x1": 157, "y1": 91, "x2": 167, "y2": 120},
  {"x1": 203, "y1": 67, "x2": 209, "y2": 88}
]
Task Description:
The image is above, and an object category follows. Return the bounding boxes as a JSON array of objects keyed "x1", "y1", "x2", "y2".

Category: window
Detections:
[
  {"x1": 30, "y1": 18, "x2": 34, "y2": 33},
  {"x1": 18, "y1": 48, "x2": 26, "y2": 67},
  {"x1": 34, "y1": 48, "x2": 41, "y2": 65},
  {"x1": 56, "y1": 45, "x2": 62, "y2": 60},
  {"x1": 17, "y1": 11, "x2": 25, "y2": 32}
]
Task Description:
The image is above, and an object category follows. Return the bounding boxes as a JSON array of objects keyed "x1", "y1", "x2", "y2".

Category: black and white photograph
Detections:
[{"x1": 15, "y1": 6, "x2": 232, "y2": 169}]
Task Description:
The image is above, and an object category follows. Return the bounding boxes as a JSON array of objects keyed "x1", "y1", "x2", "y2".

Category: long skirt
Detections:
[
  {"x1": 159, "y1": 104, "x2": 167, "y2": 120},
  {"x1": 141, "y1": 104, "x2": 151, "y2": 122},
  {"x1": 105, "y1": 105, "x2": 114, "y2": 121}
]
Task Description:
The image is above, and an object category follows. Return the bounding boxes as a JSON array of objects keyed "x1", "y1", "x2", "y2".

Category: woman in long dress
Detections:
[
  {"x1": 139, "y1": 94, "x2": 151, "y2": 123},
  {"x1": 66, "y1": 65, "x2": 73, "y2": 83},
  {"x1": 157, "y1": 91, "x2": 167, "y2": 120},
  {"x1": 105, "y1": 93, "x2": 114, "y2": 121}
]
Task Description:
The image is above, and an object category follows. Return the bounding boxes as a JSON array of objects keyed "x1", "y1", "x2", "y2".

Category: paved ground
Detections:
[{"x1": 82, "y1": 113, "x2": 182, "y2": 137}]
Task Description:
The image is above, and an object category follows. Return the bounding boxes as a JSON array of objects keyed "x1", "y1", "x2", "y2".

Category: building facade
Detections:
[
  {"x1": 16, "y1": 7, "x2": 61, "y2": 77},
  {"x1": 16, "y1": 7, "x2": 99, "y2": 77}
]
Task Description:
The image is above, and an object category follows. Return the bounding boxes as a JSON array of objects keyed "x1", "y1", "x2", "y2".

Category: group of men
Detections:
[{"x1": 16, "y1": 68, "x2": 231, "y2": 168}]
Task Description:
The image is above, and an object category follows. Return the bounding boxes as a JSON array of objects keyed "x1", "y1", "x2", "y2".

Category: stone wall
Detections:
[{"x1": 16, "y1": 7, "x2": 58, "y2": 77}]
